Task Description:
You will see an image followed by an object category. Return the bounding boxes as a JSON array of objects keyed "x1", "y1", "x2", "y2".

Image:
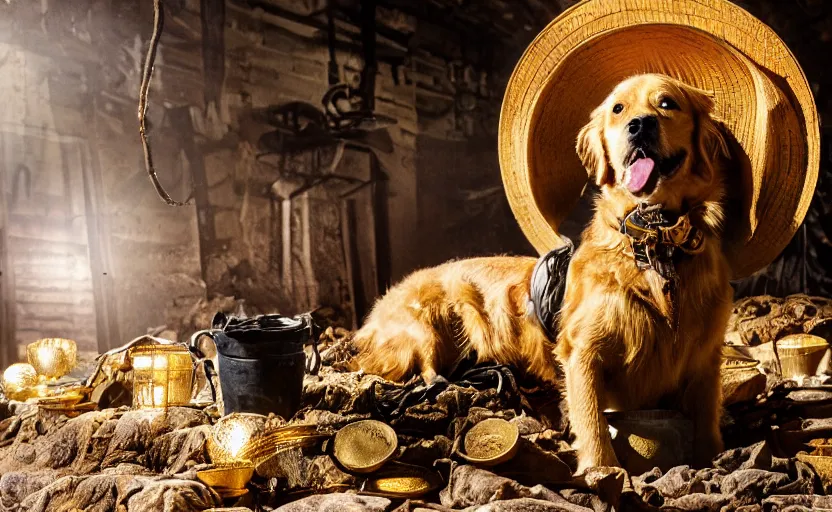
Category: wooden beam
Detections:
[
  {"x1": 78, "y1": 141, "x2": 121, "y2": 352},
  {"x1": 200, "y1": 0, "x2": 226, "y2": 107},
  {"x1": 167, "y1": 107, "x2": 215, "y2": 290},
  {"x1": 0, "y1": 135, "x2": 19, "y2": 365}
]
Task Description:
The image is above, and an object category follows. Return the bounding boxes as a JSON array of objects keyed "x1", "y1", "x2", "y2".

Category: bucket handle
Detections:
[
  {"x1": 188, "y1": 328, "x2": 321, "y2": 377},
  {"x1": 189, "y1": 329, "x2": 221, "y2": 404}
]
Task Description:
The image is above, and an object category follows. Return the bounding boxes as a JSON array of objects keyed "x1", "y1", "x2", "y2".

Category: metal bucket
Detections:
[{"x1": 191, "y1": 312, "x2": 320, "y2": 419}]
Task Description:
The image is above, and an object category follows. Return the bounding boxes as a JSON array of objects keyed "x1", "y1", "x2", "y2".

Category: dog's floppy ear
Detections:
[
  {"x1": 681, "y1": 84, "x2": 729, "y2": 181},
  {"x1": 576, "y1": 106, "x2": 612, "y2": 187}
]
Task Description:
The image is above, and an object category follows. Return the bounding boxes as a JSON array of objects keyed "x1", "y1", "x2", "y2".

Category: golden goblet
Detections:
[{"x1": 27, "y1": 338, "x2": 77, "y2": 380}]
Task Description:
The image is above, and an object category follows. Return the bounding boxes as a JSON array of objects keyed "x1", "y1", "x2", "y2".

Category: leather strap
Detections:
[
  {"x1": 619, "y1": 203, "x2": 705, "y2": 331},
  {"x1": 529, "y1": 237, "x2": 574, "y2": 342}
]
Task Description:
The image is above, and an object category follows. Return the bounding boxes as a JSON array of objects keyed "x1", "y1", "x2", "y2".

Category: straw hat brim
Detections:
[{"x1": 499, "y1": 0, "x2": 820, "y2": 280}]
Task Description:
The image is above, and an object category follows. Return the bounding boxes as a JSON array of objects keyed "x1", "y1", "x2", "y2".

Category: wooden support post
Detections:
[
  {"x1": 200, "y1": 0, "x2": 225, "y2": 108},
  {"x1": 0, "y1": 135, "x2": 18, "y2": 365}
]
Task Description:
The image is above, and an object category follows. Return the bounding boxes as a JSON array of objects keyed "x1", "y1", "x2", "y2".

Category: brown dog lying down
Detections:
[{"x1": 352, "y1": 74, "x2": 733, "y2": 472}]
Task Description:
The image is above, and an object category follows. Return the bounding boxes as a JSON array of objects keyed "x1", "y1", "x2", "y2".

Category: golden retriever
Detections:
[{"x1": 352, "y1": 74, "x2": 733, "y2": 472}]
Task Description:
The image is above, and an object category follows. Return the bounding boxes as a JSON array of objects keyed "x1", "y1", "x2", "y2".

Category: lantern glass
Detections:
[
  {"x1": 130, "y1": 344, "x2": 194, "y2": 409},
  {"x1": 27, "y1": 338, "x2": 77, "y2": 379}
]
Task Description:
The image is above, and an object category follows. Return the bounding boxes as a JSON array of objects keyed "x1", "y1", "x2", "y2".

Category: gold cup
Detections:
[
  {"x1": 776, "y1": 334, "x2": 830, "y2": 380},
  {"x1": 27, "y1": 338, "x2": 77, "y2": 379},
  {"x1": 2, "y1": 363, "x2": 39, "y2": 400},
  {"x1": 200, "y1": 415, "x2": 260, "y2": 497},
  {"x1": 457, "y1": 418, "x2": 520, "y2": 467},
  {"x1": 333, "y1": 419, "x2": 398, "y2": 473}
]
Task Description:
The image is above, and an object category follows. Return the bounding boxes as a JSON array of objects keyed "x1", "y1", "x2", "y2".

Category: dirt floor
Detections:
[{"x1": 2, "y1": 294, "x2": 832, "y2": 511}]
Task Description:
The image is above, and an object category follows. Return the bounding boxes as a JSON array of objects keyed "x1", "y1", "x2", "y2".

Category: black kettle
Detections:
[{"x1": 191, "y1": 312, "x2": 321, "y2": 419}]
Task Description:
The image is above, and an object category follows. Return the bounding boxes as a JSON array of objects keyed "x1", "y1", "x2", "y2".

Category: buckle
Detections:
[{"x1": 659, "y1": 215, "x2": 692, "y2": 246}]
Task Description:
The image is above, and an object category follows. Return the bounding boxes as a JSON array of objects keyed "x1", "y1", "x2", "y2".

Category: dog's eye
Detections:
[
  {"x1": 659, "y1": 97, "x2": 680, "y2": 110},
  {"x1": 612, "y1": 103, "x2": 624, "y2": 114}
]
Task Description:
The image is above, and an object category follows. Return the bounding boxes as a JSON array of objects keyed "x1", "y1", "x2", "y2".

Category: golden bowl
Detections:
[
  {"x1": 777, "y1": 334, "x2": 829, "y2": 379},
  {"x1": 458, "y1": 418, "x2": 520, "y2": 467},
  {"x1": 361, "y1": 462, "x2": 442, "y2": 498},
  {"x1": 2, "y1": 363, "x2": 39, "y2": 399},
  {"x1": 333, "y1": 420, "x2": 398, "y2": 473},
  {"x1": 27, "y1": 338, "x2": 77, "y2": 379},
  {"x1": 196, "y1": 463, "x2": 255, "y2": 490}
]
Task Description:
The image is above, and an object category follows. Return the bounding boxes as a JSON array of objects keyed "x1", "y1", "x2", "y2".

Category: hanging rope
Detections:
[{"x1": 138, "y1": 0, "x2": 191, "y2": 206}]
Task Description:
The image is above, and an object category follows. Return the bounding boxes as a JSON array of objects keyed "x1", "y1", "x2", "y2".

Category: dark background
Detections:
[{"x1": 0, "y1": 0, "x2": 828, "y2": 367}]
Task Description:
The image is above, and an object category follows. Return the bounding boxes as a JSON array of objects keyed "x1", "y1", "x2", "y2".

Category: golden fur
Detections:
[{"x1": 353, "y1": 74, "x2": 734, "y2": 472}]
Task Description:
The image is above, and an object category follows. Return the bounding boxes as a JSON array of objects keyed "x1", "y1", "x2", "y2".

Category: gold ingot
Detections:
[
  {"x1": 458, "y1": 418, "x2": 519, "y2": 467},
  {"x1": 196, "y1": 462, "x2": 255, "y2": 490},
  {"x1": 27, "y1": 339, "x2": 77, "y2": 379},
  {"x1": 776, "y1": 334, "x2": 829, "y2": 380},
  {"x1": 129, "y1": 344, "x2": 194, "y2": 409},
  {"x1": 333, "y1": 420, "x2": 398, "y2": 473},
  {"x1": 2, "y1": 363, "x2": 38, "y2": 400}
]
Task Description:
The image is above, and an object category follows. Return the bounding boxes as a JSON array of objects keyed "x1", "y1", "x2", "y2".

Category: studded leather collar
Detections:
[
  {"x1": 619, "y1": 203, "x2": 705, "y2": 331},
  {"x1": 619, "y1": 203, "x2": 704, "y2": 278}
]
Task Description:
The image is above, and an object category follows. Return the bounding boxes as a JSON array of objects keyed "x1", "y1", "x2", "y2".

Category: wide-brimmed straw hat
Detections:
[{"x1": 499, "y1": 0, "x2": 819, "y2": 279}]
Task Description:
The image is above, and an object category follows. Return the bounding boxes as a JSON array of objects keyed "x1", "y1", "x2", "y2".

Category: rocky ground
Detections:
[{"x1": 2, "y1": 294, "x2": 832, "y2": 511}]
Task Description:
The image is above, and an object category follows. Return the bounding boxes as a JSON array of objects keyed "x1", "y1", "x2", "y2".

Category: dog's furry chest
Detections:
[{"x1": 558, "y1": 244, "x2": 732, "y2": 411}]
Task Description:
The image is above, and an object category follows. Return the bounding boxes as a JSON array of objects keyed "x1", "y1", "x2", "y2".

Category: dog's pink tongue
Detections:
[{"x1": 627, "y1": 158, "x2": 655, "y2": 193}]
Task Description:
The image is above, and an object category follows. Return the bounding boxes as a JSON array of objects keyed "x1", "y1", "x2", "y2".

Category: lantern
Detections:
[
  {"x1": 27, "y1": 338, "x2": 77, "y2": 380},
  {"x1": 129, "y1": 344, "x2": 194, "y2": 409},
  {"x1": 2, "y1": 363, "x2": 38, "y2": 400}
]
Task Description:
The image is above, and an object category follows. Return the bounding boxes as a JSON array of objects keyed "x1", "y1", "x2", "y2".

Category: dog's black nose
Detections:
[{"x1": 627, "y1": 115, "x2": 658, "y2": 137}]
